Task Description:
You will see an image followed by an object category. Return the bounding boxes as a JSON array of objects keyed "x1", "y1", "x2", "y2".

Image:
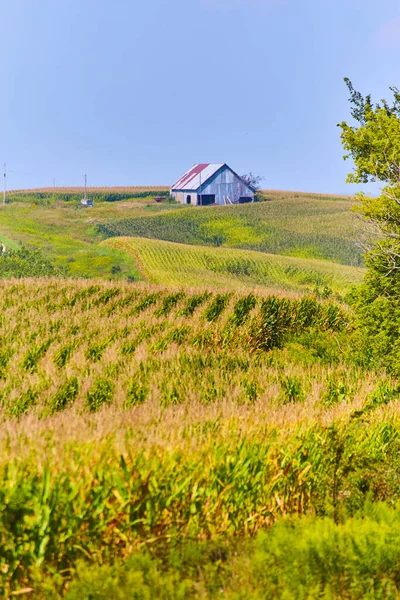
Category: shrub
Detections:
[
  {"x1": 66, "y1": 554, "x2": 197, "y2": 600},
  {"x1": 0, "y1": 247, "x2": 64, "y2": 278}
]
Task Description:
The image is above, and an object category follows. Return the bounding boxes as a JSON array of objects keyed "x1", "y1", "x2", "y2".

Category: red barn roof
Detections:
[{"x1": 171, "y1": 163, "x2": 225, "y2": 191}]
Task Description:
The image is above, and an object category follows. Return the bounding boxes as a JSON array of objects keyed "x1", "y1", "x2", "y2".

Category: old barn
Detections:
[{"x1": 171, "y1": 163, "x2": 254, "y2": 206}]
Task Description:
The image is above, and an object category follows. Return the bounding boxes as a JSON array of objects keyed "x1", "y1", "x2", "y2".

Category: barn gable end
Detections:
[{"x1": 171, "y1": 163, "x2": 254, "y2": 206}]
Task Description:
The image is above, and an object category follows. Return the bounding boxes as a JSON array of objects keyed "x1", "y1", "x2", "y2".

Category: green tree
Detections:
[{"x1": 339, "y1": 79, "x2": 400, "y2": 372}]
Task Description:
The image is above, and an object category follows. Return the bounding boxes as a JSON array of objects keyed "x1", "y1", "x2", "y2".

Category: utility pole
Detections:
[
  {"x1": 84, "y1": 174, "x2": 87, "y2": 201},
  {"x1": 199, "y1": 168, "x2": 202, "y2": 206},
  {"x1": 3, "y1": 163, "x2": 6, "y2": 205}
]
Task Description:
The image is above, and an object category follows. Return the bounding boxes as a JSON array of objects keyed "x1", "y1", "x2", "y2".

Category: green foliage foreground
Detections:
[
  {"x1": 0, "y1": 247, "x2": 64, "y2": 278},
  {"x1": 66, "y1": 506, "x2": 400, "y2": 599},
  {"x1": 4, "y1": 417, "x2": 400, "y2": 598}
]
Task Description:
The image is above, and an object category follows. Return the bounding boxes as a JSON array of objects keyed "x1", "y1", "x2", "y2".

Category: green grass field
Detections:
[
  {"x1": 0, "y1": 201, "x2": 166, "y2": 280},
  {"x1": 103, "y1": 236, "x2": 363, "y2": 295}
]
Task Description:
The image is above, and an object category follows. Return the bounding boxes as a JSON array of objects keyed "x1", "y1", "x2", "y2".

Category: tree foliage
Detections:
[
  {"x1": 340, "y1": 79, "x2": 400, "y2": 373},
  {"x1": 241, "y1": 172, "x2": 264, "y2": 192},
  {"x1": 340, "y1": 78, "x2": 400, "y2": 185}
]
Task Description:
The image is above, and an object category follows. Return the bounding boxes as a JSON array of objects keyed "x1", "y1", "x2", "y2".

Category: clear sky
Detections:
[{"x1": 2, "y1": 0, "x2": 400, "y2": 193}]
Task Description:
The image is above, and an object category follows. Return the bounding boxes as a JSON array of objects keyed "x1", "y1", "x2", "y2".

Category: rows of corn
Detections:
[
  {"x1": 6, "y1": 186, "x2": 170, "y2": 203},
  {"x1": 102, "y1": 237, "x2": 362, "y2": 294},
  {"x1": 97, "y1": 196, "x2": 361, "y2": 266},
  {"x1": 1, "y1": 280, "x2": 399, "y2": 596}
]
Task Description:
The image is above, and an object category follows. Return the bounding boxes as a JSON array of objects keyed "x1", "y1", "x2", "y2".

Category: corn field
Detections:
[
  {"x1": 103, "y1": 236, "x2": 362, "y2": 294},
  {"x1": 0, "y1": 279, "x2": 399, "y2": 597},
  {"x1": 98, "y1": 195, "x2": 361, "y2": 267}
]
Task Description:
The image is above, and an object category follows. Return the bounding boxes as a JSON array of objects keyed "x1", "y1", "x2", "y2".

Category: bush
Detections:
[
  {"x1": 49, "y1": 507, "x2": 400, "y2": 599},
  {"x1": 66, "y1": 554, "x2": 196, "y2": 600},
  {"x1": 0, "y1": 247, "x2": 64, "y2": 278},
  {"x1": 351, "y1": 285, "x2": 400, "y2": 375}
]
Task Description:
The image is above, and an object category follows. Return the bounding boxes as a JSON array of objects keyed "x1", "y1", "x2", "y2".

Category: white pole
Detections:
[
  {"x1": 3, "y1": 163, "x2": 6, "y2": 205},
  {"x1": 199, "y1": 168, "x2": 202, "y2": 206},
  {"x1": 84, "y1": 174, "x2": 87, "y2": 200}
]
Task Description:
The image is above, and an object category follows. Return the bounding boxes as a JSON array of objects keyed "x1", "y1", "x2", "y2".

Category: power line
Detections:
[{"x1": 8, "y1": 169, "x2": 32, "y2": 176}]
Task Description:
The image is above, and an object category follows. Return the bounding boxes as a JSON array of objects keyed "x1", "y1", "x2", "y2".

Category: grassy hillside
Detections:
[
  {"x1": 0, "y1": 201, "x2": 179, "y2": 280},
  {"x1": 0, "y1": 188, "x2": 362, "y2": 283},
  {"x1": 0, "y1": 279, "x2": 400, "y2": 597},
  {"x1": 103, "y1": 236, "x2": 363, "y2": 295},
  {"x1": 98, "y1": 195, "x2": 362, "y2": 266}
]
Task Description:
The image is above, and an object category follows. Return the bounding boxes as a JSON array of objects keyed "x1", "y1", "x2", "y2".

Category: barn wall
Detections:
[
  {"x1": 184, "y1": 192, "x2": 198, "y2": 205},
  {"x1": 171, "y1": 191, "x2": 194, "y2": 204},
  {"x1": 172, "y1": 191, "x2": 198, "y2": 205},
  {"x1": 172, "y1": 191, "x2": 183, "y2": 203},
  {"x1": 200, "y1": 166, "x2": 254, "y2": 205}
]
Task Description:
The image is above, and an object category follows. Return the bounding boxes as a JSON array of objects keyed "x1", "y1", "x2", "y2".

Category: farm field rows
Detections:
[
  {"x1": 0, "y1": 190, "x2": 362, "y2": 283},
  {"x1": 0, "y1": 279, "x2": 350, "y2": 419},
  {"x1": 6, "y1": 186, "x2": 170, "y2": 204},
  {"x1": 103, "y1": 236, "x2": 364, "y2": 294},
  {"x1": 0, "y1": 280, "x2": 400, "y2": 597},
  {"x1": 98, "y1": 194, "x2": 362, "y2": 266},
  {"x1": 0, "y1": 189, "x2": 376, "y2": 597},
  {"x1": 8, "y1": 185, "x2": 169, "y2": 195}
]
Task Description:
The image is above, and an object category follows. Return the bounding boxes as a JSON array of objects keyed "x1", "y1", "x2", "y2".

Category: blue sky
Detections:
[{"x1": 2, "y1": 0, "x2": 400, "y2": 193}]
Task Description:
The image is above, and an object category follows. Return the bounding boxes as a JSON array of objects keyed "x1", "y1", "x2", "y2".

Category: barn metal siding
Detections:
[
  {"x1": 199, "y1": 166, "x2": 254, "y2": 205},
  {"x1": 171, "y1": 164, "x2": 254, "y2": 205}
]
